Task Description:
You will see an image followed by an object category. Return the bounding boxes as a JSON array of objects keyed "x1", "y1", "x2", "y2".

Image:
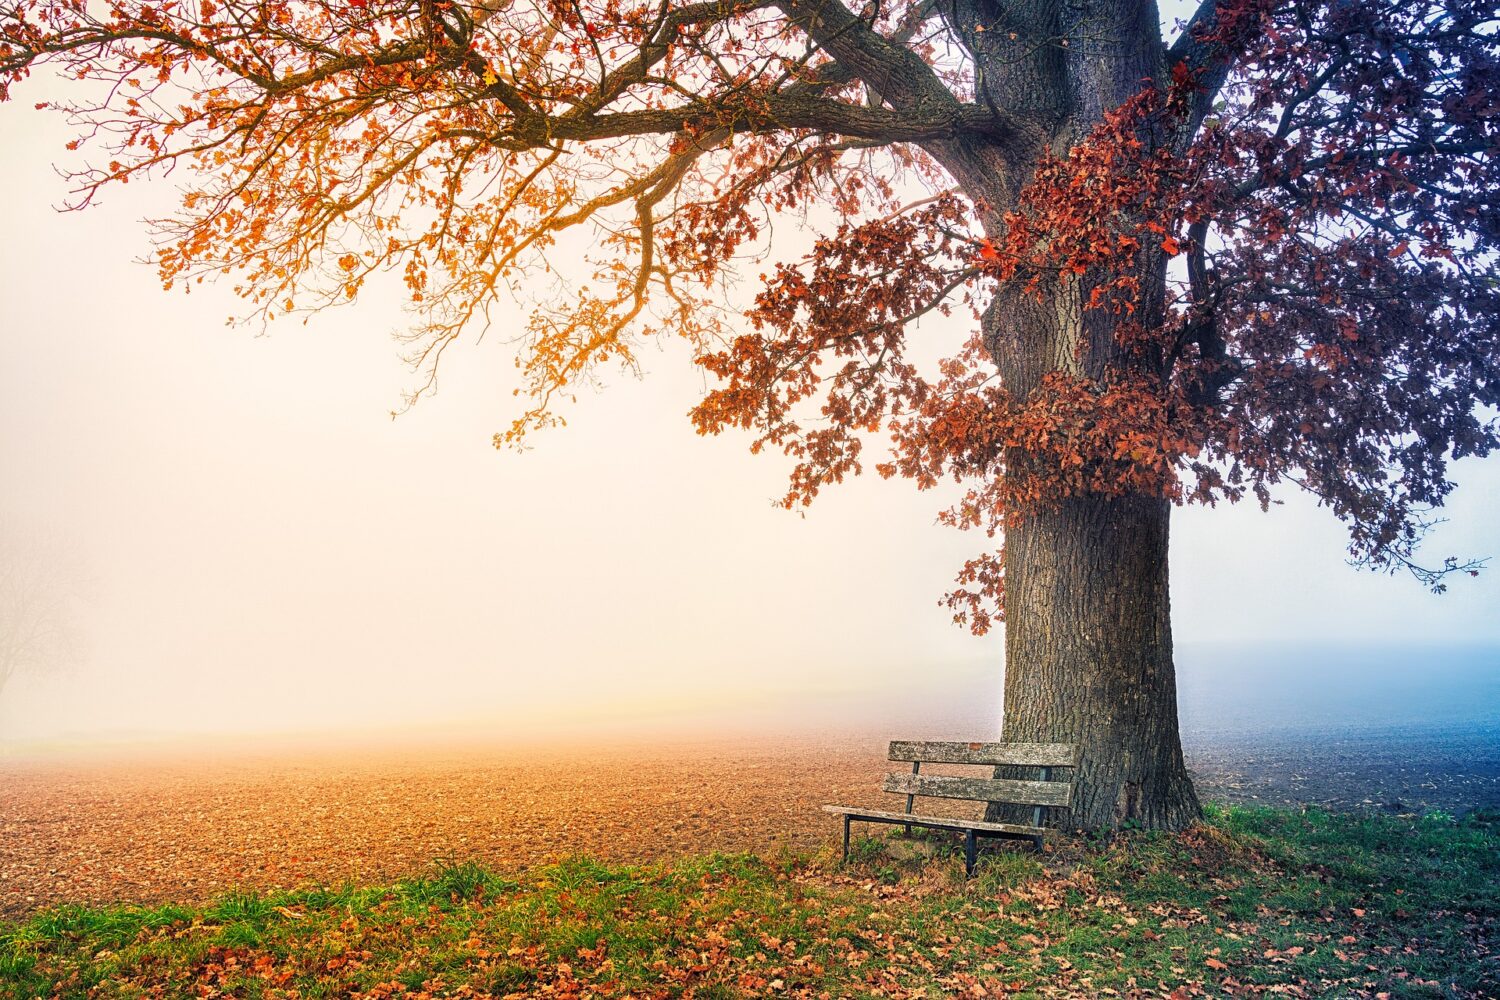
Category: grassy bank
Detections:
[{"x1": 2, "y1": 805, "x2": 1495, "y2": 999}]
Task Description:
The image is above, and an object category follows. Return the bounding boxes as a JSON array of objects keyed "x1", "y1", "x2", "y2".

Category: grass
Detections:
[{"x1": 1, "y1": 805, "x2": 1495, "y2": 998}]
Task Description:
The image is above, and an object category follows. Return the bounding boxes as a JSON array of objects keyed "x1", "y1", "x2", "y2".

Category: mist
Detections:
[{"x1": 2, "y1": 75, "x2": 1499, "y2": 755}]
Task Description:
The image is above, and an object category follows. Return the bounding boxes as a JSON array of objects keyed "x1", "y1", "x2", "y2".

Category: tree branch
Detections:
[{"x1": 1168, "y1": 0, "x2": 1261, "y2": 143}]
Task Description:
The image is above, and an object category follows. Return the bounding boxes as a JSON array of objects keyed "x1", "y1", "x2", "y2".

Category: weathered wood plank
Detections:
[
  {"x1": 821, "y1": 804, "x2": 1046, "y2": 838},
  {"x1": 888, "y1": 740, "x2": 1078, "y2": 767},
  {"x1": 881, "y1": 772, "x2": 1072, "y2": 808}
]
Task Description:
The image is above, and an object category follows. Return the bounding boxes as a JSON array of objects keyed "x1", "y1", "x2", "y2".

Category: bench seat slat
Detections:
[
  {"x1": 821, "y1": 805, "x2": 1046, "y2": 839},
  {"x1": 888, "y1": 741, "x2": 1077, "y2": 768},
  {"x1": 882, "y1": 772, "x2": 1072, "y2": 808}
]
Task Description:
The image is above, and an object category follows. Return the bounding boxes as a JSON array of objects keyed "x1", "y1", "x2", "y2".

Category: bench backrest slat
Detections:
[
  {"x1": 882, "y1": 772, "x2": 1072, "y2": 808},
  {"x1": 888, "y1": 741, "x2": 1078, "y2": 768}
]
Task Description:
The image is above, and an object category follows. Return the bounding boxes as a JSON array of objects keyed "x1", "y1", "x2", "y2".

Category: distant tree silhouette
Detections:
[{"x1": 0, "y1": 521, "x2": 88, "y2": 707}]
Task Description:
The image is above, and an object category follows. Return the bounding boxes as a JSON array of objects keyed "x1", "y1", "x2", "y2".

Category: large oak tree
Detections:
[{"x1": 3, "y1": 0, "x2": 1495, "y2": 827}]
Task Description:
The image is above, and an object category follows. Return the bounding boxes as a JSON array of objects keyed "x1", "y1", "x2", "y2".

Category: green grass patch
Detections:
[{"x1": 2, "y1": 806, "x2": 1494, "y2": 998}]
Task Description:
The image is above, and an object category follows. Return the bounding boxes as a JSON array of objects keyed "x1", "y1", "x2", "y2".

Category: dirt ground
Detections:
[
  {"x1": 1183, "y1": 723, "x2": 1500, "y2": 816},
  {"x1": 0, "y1": 736, "x2": 892, "y2": 920},
  {"x1": 3, "y1": 729, "x2": 1497, "y2": 920}
]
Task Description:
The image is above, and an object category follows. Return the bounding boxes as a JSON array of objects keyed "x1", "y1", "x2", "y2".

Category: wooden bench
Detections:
[{"x1": 823, "y1": 740, "x2": 1078, "y2": 877}]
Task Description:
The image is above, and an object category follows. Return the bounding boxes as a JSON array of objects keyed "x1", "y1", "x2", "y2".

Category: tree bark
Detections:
[
  {"x1": 953, "y1": 199, "x2": 1201, "y2": 830},
  {"x1": 975, "y1": 268, "x2": 1202, "y2": 831},
  {"x1": 990, "y1": 493, "x2": 1201, "y2": 830},
  {"x1": 928, "y1": 3, "x2": 1201, "y2": 832}
]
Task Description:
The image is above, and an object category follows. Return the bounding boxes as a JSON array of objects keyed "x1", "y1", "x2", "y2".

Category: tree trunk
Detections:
[
  {"x1": 929, "y1": 6, "x2": 1202, "y2": 832},
  {"x1": 989, "y1": 493, "x2": 1201, "y2": 830},
  {"x1": 953, "y1": 228, "x2": 1202, "y2": 830},
  {"x1": 968, "y1": 276, "x2": 1202, "y2": 832}
]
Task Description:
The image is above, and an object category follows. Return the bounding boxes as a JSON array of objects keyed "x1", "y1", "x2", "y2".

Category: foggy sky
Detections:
[{"x1": 2, "y1": 63, "x2": 1497, "y2": 747}]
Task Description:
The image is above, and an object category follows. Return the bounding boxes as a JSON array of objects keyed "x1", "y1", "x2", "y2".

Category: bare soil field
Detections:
[
  {"x1": 0, "y1": 737, "x2": 893, "y2": 920},
  {"x1": 3, "y1": 729, "x2": 1497, "y2": 920},
  {"x1": 1183, "y1": 723, "x2": 1500, "y2": 816}
]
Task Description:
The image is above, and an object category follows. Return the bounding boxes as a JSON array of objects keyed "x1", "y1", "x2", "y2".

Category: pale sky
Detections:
[{"x1": 1, "y1": 62, "x2": 1497, "y2": 745}]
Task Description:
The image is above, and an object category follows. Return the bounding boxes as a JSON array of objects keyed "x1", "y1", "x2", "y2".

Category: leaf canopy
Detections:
[{"x1": 3, "y1": 0, "x2": 1496, "y2": 627}]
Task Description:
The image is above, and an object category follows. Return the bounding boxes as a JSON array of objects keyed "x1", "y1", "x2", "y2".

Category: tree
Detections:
[
  {"x1": 0, "y1": 522, "x2": 87, "y2": 710},
  {"x1": 2, "y1": 0, "x2": 1495, "y2": 827}
]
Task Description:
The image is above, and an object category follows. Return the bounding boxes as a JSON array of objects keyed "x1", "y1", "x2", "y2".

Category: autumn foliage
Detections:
[{"x1": 2, "y1": 0, "x2": 1496, "y2": 639}]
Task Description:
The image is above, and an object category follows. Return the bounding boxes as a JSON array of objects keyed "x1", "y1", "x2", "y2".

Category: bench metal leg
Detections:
[
  {"x1": 842, "y1": 815, "x2": 851, "y2": 861},
  {"x1": 1031, "y1": 766, "x2": 1052, "y2": 837},
  {"x1": 904, "y1": 760, "x2": 920, "y2": 837},
  {"x1": 964, "y1": 829, "x2": 977, "y2": 878}
]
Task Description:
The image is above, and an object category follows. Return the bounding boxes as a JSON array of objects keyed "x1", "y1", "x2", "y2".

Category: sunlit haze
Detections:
[{"x1": 2, "y1": 67, "x2": 1497, "y2": 749}]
